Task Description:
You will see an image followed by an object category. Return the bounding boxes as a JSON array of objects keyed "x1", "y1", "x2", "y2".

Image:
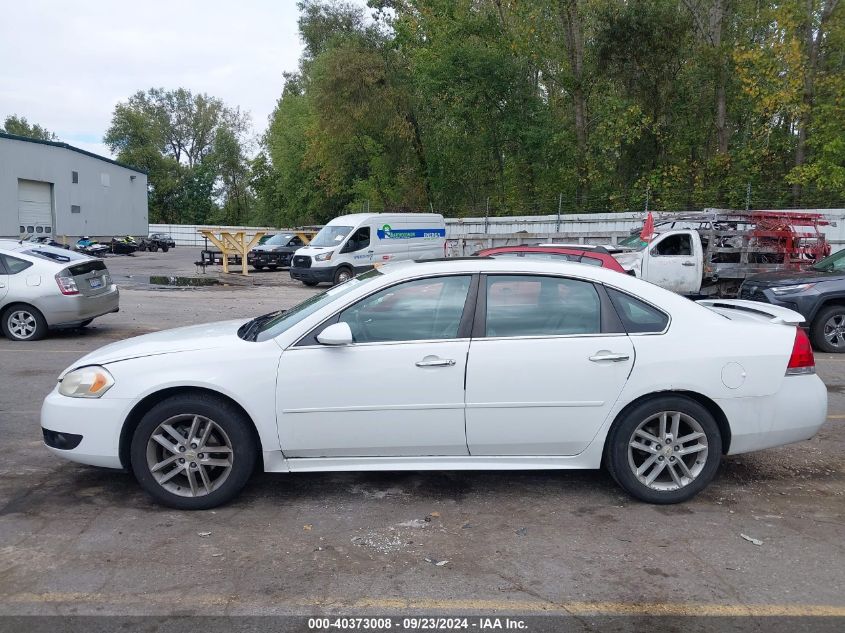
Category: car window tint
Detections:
[
  {"x1": 579, "y1": 256, "x2": 603, "y2": 266},
  {"x1": 1, "y1": 254, "x2": 33, "y2": 274},
  {"x1": 491, "y1": 251, "x2": 581, "y2": 262},
  {"x1": 485, "y1": 275, "x2": 601, "y2": 337},
  {"x1": 606, "y1": 287, "x2": 669, "y2": 333},
  {"x1": 339, "y1": 275, "x2": 471, "y2": 343}
]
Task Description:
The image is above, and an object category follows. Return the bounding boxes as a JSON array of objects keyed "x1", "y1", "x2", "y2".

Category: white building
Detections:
[{"x1": 0, "y1": 132, "x2": 148, "y2": 240}]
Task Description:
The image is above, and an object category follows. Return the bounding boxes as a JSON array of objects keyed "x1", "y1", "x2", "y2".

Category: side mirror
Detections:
[{"x1": 316, "y1": 322, "x2": 353, "y2": 346}]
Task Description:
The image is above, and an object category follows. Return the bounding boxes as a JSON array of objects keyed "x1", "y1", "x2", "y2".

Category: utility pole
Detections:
[
  {"x1": 645, "y1": 183, "x2": 650, "y2": 213},
  {"x1": 484, "y1": 197, "x2": 490, "y2": 233},
  {"x1": 745, "y1": 183, "x2": 751, "y2": 211},
  {"x1": 556, "y1": 193, "x2": 562, "y2": 233}
]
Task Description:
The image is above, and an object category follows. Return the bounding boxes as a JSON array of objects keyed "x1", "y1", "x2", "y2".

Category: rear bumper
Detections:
[
  {"x1": 40, "y1": 286, "x2": 120, "y2": 327},
  {"x1": 720, "y1": 373, "x2": 828, "y2": 455}
]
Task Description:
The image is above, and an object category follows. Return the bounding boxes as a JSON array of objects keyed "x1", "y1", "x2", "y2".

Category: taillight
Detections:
[
  {"x1": 55, "y1": 271, "x2": 79, "y2": 295},
  {"x1": 786, "y1": 328, "x2": 815, "y2": 375}
]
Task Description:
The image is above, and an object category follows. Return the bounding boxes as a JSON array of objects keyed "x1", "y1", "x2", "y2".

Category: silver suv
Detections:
[{"x1": 0, "y1": 240, "x2": 119, "y2": 341}]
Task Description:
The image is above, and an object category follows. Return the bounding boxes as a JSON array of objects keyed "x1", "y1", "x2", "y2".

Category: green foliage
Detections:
[
  {"x1": 104, "y1": 88, "x2": 252, "y2": 223},
  {"x1": 252, "y1": 0, "x2": 844, "y2": 224},
  {"x1": 1, "y1": 115, "x2": 58, "y2": 140}
]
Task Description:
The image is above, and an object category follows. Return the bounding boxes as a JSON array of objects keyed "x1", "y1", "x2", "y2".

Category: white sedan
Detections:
[{"x1": 41, "y1": 258, "x2": 827, "y2": 509}]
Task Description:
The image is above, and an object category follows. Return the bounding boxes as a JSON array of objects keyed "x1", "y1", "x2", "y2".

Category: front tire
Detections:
[
  {"x1": 2, "y1": 304, "x2": 48, "y2": 341},
  {"x1": 303, "y1": 280, "x2": 319, "y2": 287},
  {"x1": 811, "y1": 305, "x2": 845, "y2": 353},
  {"x1": 605, "y1": 396, "x2": 721, "y2": 504},
  {"x1": 333, "y1": 266, "x2": 353, "y2": 285},
  {"x1": 130, "y1": 394, "x2": 257, "y2": 510}
]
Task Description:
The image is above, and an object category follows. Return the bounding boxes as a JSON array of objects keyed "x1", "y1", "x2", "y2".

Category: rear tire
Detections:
[
  {"x1": 1, "y1": 304, "x2": 48, "y2": 341},
  {"x1": 811, "y1": 305, "x2": 845, "y2": 353},
  {"x1": 605, "y1": 396, "x2": 721, "y2": 504},
  {"x1": 130, "y1": 394, "x2": 257, "y2": 510},
  {"x1": 161, "y1": 246, "x2": 169, "y2": 253}
]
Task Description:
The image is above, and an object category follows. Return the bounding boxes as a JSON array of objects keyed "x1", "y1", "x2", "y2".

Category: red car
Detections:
[{"x1": 476, "y1": 244, "x2": 626, "y2": 273}]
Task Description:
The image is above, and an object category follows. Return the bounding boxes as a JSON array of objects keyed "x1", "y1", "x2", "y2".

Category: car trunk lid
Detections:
[{"x1": 66, "y1": 260, "x2": 111, "y2": 296}]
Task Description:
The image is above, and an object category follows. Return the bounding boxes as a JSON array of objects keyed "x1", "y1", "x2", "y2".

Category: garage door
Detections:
[{"x1": 18, "y1": 179, "x2": 53, "y2": 235}]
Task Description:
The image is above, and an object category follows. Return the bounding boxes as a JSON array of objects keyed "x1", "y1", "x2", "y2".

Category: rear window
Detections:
[
  {"x1": 24, "y1": 249, "x2": 72, "y2": 263},
  {"x1": 1, "y1": 254, "x2": 33, "y2": 274},
  {"x1": 69, "y1": 260, "x2": 107, "y2": 276},
  {"x1": 606, "y1": 287, "x2": 669, "y2": 333}
]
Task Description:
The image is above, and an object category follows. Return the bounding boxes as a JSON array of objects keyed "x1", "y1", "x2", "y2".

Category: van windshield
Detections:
[{"x1": 310, "y1": 225, "x2": 353, "y2": 247}]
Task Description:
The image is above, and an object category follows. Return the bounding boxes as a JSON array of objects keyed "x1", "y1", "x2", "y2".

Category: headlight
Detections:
[
  {"x1": 59, "y1": 366, "x2": 115, "y2": 398},
  {"x1": 315, "y1": 251, "x2": 333, "y2": 261},
  {"x1": 771, "y1": 283, "x2": 815, "y2": 296}
]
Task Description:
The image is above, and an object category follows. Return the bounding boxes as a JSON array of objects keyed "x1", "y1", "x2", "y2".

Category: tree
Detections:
[
  {"x1": 105, "y1": 88, "x2": 253, "y2": 223},
  {"x1": 1, "y1": 115, "x2": 57, "y2": 140}
]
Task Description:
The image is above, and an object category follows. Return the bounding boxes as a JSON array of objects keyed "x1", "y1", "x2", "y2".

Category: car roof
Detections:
[{"x1": 0, "y1": 239, "x2": 93, "y2": 265}]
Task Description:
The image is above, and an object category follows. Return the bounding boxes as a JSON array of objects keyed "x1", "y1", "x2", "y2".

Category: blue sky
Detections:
[{"x1": 0, "y1": 0, "x2": 313, "y2": 158}]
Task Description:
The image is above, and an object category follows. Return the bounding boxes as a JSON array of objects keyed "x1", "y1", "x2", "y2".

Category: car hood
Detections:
[
  {"x1": 254, "y1": 245, "x2": 287, "y2": 252},
  {"x1": 65, "y1": 319, "x2": 247, "y2": 373},
  {"x1": 745, "y1": 268, "x2": 845, "y2": 286}
]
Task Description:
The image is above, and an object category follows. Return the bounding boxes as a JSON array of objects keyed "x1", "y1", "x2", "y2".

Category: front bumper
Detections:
[
  {"x1": 40, "y1": 285, "x2": 120, "y2": 327},
  {"x1": 40, "y1": 386, "x2": 130, "y2": 469},
  {"x1": 249, "y1": 251, "x2": 292, "y2": 267},
  {"x1": 290, "y1": 265, "x2": 336, "y2": 283}
]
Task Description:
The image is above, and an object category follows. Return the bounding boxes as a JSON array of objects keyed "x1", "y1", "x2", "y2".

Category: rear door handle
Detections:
[
  {"x1": 681, "y1": 261, "x2": 696, "y2": 267},
  {"x1": 416, "y1": 357, "x2": 456, "y2": 368},
  {"x1": 589, "y1": 353, "x2": 630, "y2": 363}
]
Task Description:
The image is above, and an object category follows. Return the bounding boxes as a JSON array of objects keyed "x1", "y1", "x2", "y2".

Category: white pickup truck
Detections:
[{"x1": 610, "y1": 212, "x2": 829, "y2": 298}]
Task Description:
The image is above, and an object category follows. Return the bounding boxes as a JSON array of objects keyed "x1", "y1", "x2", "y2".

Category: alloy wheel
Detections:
[
  {"x1": 823, "y1": 314, "x2": 845, "y2": 349},
  {"x1": 145, "y1": 414, "x2": 234, "y2": 497},
  {"x1": 8, "y1": 310, "x2": 37, "y2": 339},
  {"x1": 627, "y1": 411, "x2": 708, "y2": 491}
]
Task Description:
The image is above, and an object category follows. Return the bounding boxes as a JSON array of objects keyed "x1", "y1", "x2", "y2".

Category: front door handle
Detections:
[
  {"x1": 416, "y1": 356, "x2": 456, "y2": 368},
  {"x1": 589, "y1": 353, "x2": 630, "y2": 363},
  {"x1": 681, "y1": 261, "x2": 696, "y2": 267}
]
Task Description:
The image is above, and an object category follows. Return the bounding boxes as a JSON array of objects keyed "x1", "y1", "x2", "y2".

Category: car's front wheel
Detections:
[
  {"x1": 811, "y1": 305, "x2": 845, "y2": 353},
  {"x1": 1, "y1": 304, "x2": 48, "y2": 341},
  {"x1": 606, "y1": 396, "x2": 721, "y2": 504},
  {"x1": 130, "y1": 394, "x2": 257, "y2": 510}
]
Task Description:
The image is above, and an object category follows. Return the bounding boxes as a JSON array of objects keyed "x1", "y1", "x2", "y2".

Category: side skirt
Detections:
[{"x1": 261, "y1": 452, "x2": 602, "y2": 473}]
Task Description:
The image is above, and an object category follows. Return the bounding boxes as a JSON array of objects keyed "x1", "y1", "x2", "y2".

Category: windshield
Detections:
[
  {"x1": 310, "y1": 225, "x2": 353, "y2": 247},
  {"x1": 813, "y1": 248, "x2": 845, "y2": 271},
  {"x1": 248, "y1": 268, "x2": 383, "y2": 342},
  {"x1": 618, "y1": 233, "x2": 649, "y2": 250},
  {"x1": 264, "y1": 233, "x2": 295, "y2": 246}
]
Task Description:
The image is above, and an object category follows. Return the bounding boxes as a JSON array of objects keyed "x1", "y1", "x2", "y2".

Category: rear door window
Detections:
[{"x1": 484, "y1": 275, "x2": 601, "y2": 337}]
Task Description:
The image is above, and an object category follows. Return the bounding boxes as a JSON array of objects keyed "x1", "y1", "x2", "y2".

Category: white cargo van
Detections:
[{"x1": 290, "y1": 213, "x2": 446, "y2": 286}]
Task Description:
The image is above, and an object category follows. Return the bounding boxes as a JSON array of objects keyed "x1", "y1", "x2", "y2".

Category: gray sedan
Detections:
[{"x1": 0, "y1": 240, "x2": 119, "y2": 341}]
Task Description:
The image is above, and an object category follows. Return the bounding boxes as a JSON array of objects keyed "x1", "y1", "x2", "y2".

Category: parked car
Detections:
[
  {"x1": 291, "y1": 213, "x2": 446, "y2": 286},
  {"x1": 739, "y1": 247, "x2": 845, "y2": 353},
  {"x1": 41, "y1": 257, "x2": 825, "y2": 509},
  {"x1": 149, "y1": 233, "x2": 176, "y2": 248},
  {"x1": 0, "y1": 240, "x2": 119, "y2": 341},
  {"x1": 477, "y1": 244, "x2": 626, "y2": 272},
  {"x1": 248, "y1": 233, "x2": 306, "y2": 270}
]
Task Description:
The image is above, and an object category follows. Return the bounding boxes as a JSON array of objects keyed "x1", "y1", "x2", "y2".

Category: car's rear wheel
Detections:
[
  {"x1": 606, "y1": 396, "x2": 721, "y2": 504},
  {"x1": 811, "y1": 305, "x2": 845, "y2": 353},
  {"x1": 2, "y1": 304, "x2": 48, "y2": 341},
  {"x1": 130, "y1": 394, "x2": 257, "y2": 510},
  {"x1": 267, "y1": 265, "x2": 278, "y2": 271}
]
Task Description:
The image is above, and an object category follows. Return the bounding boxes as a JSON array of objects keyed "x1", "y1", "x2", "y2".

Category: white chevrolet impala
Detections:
[{"x1": 41, "y1": 258, "x2": 827, "y2": 509}]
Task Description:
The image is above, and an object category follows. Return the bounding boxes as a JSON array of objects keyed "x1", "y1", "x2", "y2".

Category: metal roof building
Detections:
[{"x1": 0, "y1": 132, "x2": 148, "y2": 241}]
